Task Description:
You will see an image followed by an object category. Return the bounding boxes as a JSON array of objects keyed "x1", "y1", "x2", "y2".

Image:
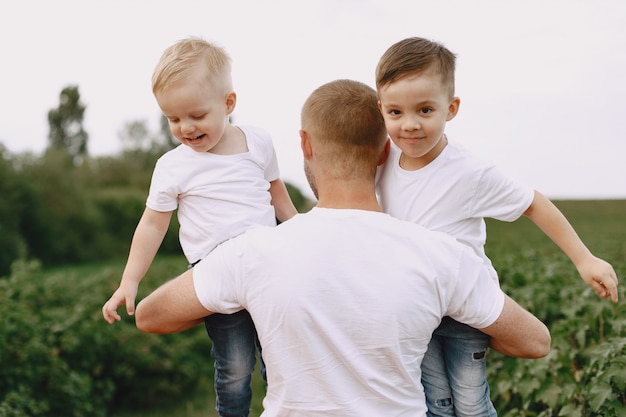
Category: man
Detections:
[{"x1": 135, "y1": 79, "x2": 550, "y2": 416}]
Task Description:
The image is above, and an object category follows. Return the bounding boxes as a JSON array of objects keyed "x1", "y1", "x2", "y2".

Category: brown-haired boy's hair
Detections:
[{"x1": 375, "y1": 37, "x2": 457, "y2": 97}]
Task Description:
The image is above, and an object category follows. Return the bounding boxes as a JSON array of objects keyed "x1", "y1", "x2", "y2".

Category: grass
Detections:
[{"x1": 485, "y1": 199, "x2": 626, "y2": 268}]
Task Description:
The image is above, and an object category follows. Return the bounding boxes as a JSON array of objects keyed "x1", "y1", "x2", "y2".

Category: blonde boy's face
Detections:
[
  {"x1": 156, "y1": 67, "x2": 234, "y2": 153},
  {"x1": 378, "y1": 70, "x2": 459, "y2": 170}
]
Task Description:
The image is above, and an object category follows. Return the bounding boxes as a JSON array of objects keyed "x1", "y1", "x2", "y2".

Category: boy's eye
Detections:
[
  {"x1": 191, "y1": 114, "x2": 206, "y2": 120},
  {"x1": 420, "y1": 107, "x2": 433, "y2": 114}
]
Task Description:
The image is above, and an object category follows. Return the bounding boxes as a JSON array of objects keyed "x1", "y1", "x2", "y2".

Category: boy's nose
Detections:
[
  {"x1": 181, "y1": 120, "x2": 195, "y2": 134},
  {"x1": 402, "y1": 115, "x2": 421, "y2": 131}
]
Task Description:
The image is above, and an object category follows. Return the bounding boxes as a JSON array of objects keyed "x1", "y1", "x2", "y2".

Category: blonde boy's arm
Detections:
[
  {"x1": 524, "y1": 190, "x2": 619, "y2": 302},
  {"x1": 102, "y1": 207, "x2": 173, "y2": 324},
  {"x1": 269, "y1": 179, "x2": 298, "y2": 222}
]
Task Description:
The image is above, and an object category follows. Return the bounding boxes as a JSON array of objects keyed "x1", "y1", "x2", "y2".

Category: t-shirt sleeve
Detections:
[
  {"x1": 240, "y1": 125, "x2": 281, "y2": 182},
  {"x1": 447, "y1": 247, "x2": 505, "y2": 328},
  {"x1": 470, "y1": 163, "x2": 535, "y2": 222},
  {"x1": 253, "y1": 126, "x2": 281, "y2": 181},
  {"x1": 192, "y1": 237, "x2": 245, "y2": 314},
  {"x1": 146, "y1": 156, "x2": 179, "y2": 212},
  {"x1": 264, "y1": 144, "x2": 280, "y2": 182}
]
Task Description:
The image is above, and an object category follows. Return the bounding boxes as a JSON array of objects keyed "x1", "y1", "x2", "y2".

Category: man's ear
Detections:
[
  {"x1": 377, "y1": 138, "x2": 391, "y2": 166},
  {"x1": 225, "y1": 91, "x2": 237, "y2": 115},
  {"x1": 446, "y1": 97, "x2": 460, "y2": 122},
  {"x1": 300, "y1": 129, "x2": 313, "y2": 160}
]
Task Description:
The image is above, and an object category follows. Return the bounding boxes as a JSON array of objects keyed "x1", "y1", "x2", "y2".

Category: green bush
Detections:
[
  {"x1": 0, "y1": 149, "x2": 40, "y2": 276},
  {"x1": 0, "y1": 201, "x2": 623, "y2": 416},
  {"x1": 484, "y1": 202, "x2": 626, "y2": 417},
  {"x1": 485, "y1": 249, "x2": 626, "y2": 416},
  {"x1": 0, "y1": 257, "x2": 212, "y2": 417},
  {"x1": 0, "y1": 147, "x2": 311, "y2": 277}
]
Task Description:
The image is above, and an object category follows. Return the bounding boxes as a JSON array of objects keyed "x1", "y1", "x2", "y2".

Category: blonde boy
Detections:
[{"x1": 103, "y1": 37, "x2": 297, "y2": 416}]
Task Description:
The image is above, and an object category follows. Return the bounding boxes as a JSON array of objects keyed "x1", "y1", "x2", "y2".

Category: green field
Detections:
[
  {"x1": 486, "y1": 199, "x2": 626, "y2": 263},
  {"x1": 1, "y1": 200, "x2": 625, "y2": 417}
]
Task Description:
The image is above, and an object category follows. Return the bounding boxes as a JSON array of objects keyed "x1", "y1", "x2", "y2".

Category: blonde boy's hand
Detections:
[
  {"x1": 102, "y1": 282, "x2": 140, "y2": 324},
  {"x1": 577, "y1": 255, "x2": 619, "y2": 302}
]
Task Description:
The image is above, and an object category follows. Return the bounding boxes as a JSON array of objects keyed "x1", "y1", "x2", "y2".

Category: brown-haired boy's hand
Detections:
[{"x1": 577, "y1": 255, "x2": 619, "y2": 302}]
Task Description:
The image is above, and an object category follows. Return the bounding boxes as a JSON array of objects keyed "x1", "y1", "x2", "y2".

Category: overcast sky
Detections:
[{"x1": 1, "y1": 0, "x2": 625, "y2": 199}]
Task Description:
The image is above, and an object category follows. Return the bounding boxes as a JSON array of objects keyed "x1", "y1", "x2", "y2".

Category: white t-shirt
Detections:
[
  {"x1": 193, "y1": 208, "x2": 504, "y2": 416},
  {"x1": 376, "y1": 140, "x2": 534, "y2": 281},
  {"x1": 146, "y1": 125, "x2": 280, "y2": 263}
]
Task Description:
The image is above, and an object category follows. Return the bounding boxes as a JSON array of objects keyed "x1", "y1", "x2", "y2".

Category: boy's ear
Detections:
[
  {"x1": 446, "y1": 97, "x2": 460, "y2": 121},
  {"x1": 225, "y1": 91, "x2": 237, "y2": 115}
]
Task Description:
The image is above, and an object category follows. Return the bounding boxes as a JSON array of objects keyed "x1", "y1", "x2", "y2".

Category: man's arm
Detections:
[
  {"x1": 480, "y1": 294, "x2": 551, "y2": 358},
  {"x1": 135, "y1": 268, "x2": 209, "y2": 334}
]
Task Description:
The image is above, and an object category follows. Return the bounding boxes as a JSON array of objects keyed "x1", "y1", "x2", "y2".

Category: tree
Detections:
[
  {"x1": 119, "y1": 120, "x2": 152, "y2": 152},
  {"x1": 47, "y1": 85, "x2": 88, "y2": 164},
  {"x1": 119, "y1": 116, "x2": 177, "y2": 155}
]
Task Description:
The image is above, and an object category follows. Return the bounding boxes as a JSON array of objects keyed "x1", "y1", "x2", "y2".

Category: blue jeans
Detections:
[
  {"x1": 422, "y1": 317, "x2": 497, "y2": 417},
  {"x1": 204, "y1": 310, "x2": 265, "y2": 417}
]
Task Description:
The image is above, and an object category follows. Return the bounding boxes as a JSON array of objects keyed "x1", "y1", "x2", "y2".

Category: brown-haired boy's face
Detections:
[{"x1": 378, "y1": 71, "x2": 459, "y2": 170}]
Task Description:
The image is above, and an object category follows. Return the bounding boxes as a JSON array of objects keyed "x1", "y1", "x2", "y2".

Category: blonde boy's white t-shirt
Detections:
[
  {"x1": 376, "y1": 140, "x2": 535, "y2": 281},
  {"x1": 193, "y1": 208, "x2": 504, "y2": 416},
  {"x1": 146, "y1": 125, "x2": 279, "y2": 263}
]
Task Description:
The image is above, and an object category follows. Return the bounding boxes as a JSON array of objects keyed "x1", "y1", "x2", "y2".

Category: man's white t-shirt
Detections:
[
  {"x1": 193, "y1": 208, "x2": 504, "y2": 416},
  {"x1": 146, "y1": 125, "x2": 280, "y2": 263},
  {"x1": 377, "y1": 140, "x2": 534, "y2": 281}
]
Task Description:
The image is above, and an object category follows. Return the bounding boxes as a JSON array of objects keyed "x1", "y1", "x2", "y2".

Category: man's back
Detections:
[{"x1": 194, "y1": 207, "x2": 504, "y2": 416}]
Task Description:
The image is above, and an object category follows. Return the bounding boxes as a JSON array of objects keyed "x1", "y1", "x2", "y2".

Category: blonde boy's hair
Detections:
[
  {"x1": 375, "y1": 37, "x2": 456, "y2": 97},
  {"x1": 301, "y1": 79, "x2": 387, "y2": 177},
  {"x1": 152, "y1": 37, "x2": 233, "y2": 96}
]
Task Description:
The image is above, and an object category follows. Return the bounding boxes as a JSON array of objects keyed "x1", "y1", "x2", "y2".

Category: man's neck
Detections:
[{"x1": 315, "y1": 181, "x2": 382, "y2": 212}]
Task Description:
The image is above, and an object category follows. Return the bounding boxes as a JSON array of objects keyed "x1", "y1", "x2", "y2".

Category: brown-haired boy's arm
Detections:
[
  {"x1": 102, "y1": 207, "x2": 173, "y2": 324},
  {"x1": 524, "y1": 190, "x2": 619, "y2": 302},
  {"x1": 269, "y1": 178, "x2": 298, "y2": 222}
]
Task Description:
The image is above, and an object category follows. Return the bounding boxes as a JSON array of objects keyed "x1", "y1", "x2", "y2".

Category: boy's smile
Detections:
[{"x1": 184, "y1": 133, "x2": 207, "y2": 144}]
